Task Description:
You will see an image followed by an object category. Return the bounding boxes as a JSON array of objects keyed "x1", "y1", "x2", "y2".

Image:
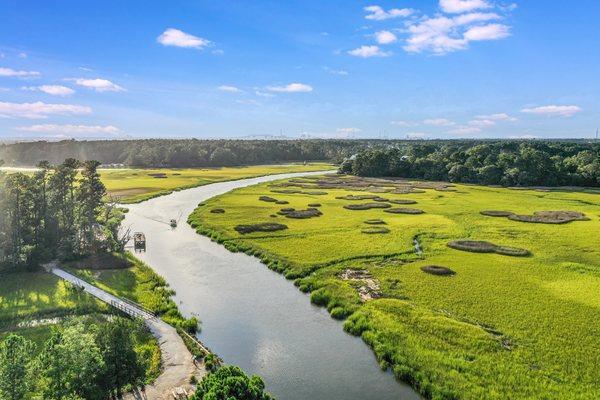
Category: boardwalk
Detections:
[{"x1": 51, "y1": 267, "x2": 205, "y2": 399}]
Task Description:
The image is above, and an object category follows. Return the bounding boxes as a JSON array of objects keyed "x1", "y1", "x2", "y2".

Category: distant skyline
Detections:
[{"x1": 1, "y1": 0, "x2": 599, "y2": 140}]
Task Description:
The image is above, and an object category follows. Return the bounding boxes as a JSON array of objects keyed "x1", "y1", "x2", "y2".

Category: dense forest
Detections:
[
  {"x1": 0, "y1": 139, "x2": 372, "y2": 167},
  {"x1": 0, "y1": 159, "x2": 123, "y2": 272},
  {"x1": 340, "y1": 141, "x2": 600, "y2": 187},
  {"x1": 0, "y1": 317, "x2": 152, "y2": 400}
]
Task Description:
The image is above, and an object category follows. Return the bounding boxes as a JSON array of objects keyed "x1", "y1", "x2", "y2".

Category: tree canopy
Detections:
[
  {"x1": 191, "y1": 365, "x2": 273, "y2": 400},
  {"x1": 341, "y1": 141, "x2": 600, "y2": 187}
]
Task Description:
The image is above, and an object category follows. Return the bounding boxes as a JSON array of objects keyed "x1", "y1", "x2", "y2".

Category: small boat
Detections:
[{"x1": 170, "y1": 219, "x2": 177, "y2": 228}]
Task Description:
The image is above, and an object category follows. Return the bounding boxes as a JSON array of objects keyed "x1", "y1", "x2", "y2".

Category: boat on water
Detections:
[{"x1": 170, "y1": 219, "x2": 177, "y2": 228}]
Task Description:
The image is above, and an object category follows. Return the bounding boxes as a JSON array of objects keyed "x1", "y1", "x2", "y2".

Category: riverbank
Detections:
[
  {"x1": 121, "y1": 170, "x2": 417, "y2": 400},
  {"x1": 189, "y1": 174, "x2": 600, "y2": 399}
]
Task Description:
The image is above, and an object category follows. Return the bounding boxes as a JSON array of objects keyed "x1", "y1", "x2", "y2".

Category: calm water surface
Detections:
[{"x1": 123, "y1": 171, "x2": 420, "y2": 400}]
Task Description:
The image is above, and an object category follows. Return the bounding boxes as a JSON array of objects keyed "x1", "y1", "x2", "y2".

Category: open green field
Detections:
[
  {"x1": 189, "y1": 174, "x2": 600, "y2": 399},
  {"x1": 99, "y1": 163, "x2": 333, "y2": 203}
]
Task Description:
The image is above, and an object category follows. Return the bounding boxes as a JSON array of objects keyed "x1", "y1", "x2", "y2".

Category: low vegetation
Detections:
[
  {"x1": 189, "y1": 173, "x2": 600, "y2": 399},
  {"x1": 100, "y1": 163, "x2": 332, "y2": 203},
  {"x1": 190, "y1": 365, "x2": 273, "y2": 400}
]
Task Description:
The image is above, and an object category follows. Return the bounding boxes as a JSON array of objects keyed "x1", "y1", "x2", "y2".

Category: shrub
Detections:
[
  {"x1": 421, "y1": 265, "x2": 456, "y2": 276},
  {"x1": 344, "y1": 203, "x2": 392, "y2": 210},
  {"x1": 383, "y1": 207, "x2": 424, "y2": 214},
  {"x1": 259, "y1": 195, "x2": 278, "y2": 203},
  {"x1": 234, "y1": 223, "x2": 288, "y2": 234}
]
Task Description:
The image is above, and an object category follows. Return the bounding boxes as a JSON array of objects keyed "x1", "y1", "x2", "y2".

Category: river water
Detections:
[{"x1": 122, "y1": 171, "x2": 420, "y2": 400}]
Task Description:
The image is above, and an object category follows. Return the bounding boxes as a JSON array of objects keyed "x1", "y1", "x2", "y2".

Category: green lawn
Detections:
[
  {"x1": 0, "y1": 272, "x2": 107, "y2": 326},
  {"x1": 100, "y1": 163, "x2": 333, "y2": 203},
  {"x1": 67, "y1": 253, "x2": 193, "y2": 329},
  {"x1": 189, "y1": 174, "x2": 600, "y2": 399}
]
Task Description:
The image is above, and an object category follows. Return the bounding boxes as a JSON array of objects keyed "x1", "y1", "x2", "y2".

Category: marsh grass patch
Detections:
[
  {"x1": 448, "y1": 240, "x2": 529, "y2": 257},
  {"x1": 364, "y1": 219, "x2": 386, "y2": 225},
  {"x1": 421, "y1": 265, "x2": 456, "y2": 276},
  {"x1": 278, "y1": 207, "x2": 322, "y2": 219},
  {"x1": 210, "y1": 208, "x2": 225, "y2": 214},
  {"x1": 508, "y1": 211, "x2": 589, "y2": 224},
  {"x1": 361, "y1": 227, "x2": 390, "y2": 234},
  {"x1": 308, "y1": 203, "x2": 321, "y2": 207},
  {"x1": 389, "y1": 199, "x2": 418, "y2": 205},
  {"x1": 259, "y1": 196, "x2": 278, "y2": 203},
  {"x1": 234, "y1": 222, "x2": 288, "y2": 234},
  {"x1": 384, "y1": 207, "x2": 424, "y2": 214},
  {"x1": 344, "y1": 203, "x2": 392, "y2": 210},
  {"x1": 275, "y1": 200, "x2": 289, "y2": 205}
]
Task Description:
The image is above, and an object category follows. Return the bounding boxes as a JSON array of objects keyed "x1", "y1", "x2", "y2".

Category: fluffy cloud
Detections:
[
  {"x1": 468, "y1": 118, "x2": 495, "y2": 128},
  {"x1": 475, "y1": 113, "x2": 516, "y2": 121},
  {"x1": 391, "y1": 120, "x2": 416, "y2": 127},
  {"x1": 266, "y1": 83, "x2": 313, "y2": 93},
  {"x1": 423, "y1": 118, "x2": 455, "y2": 126},
  {"x1": 73, "y1": 78, "x2": 124, "y2": 92},
  {"x1": 323, "y1": 67, "x2": 349, "y2": 76},
  {"x1": 157, "y1": 28, "x2": 211, "y2": 49},
  {"x1": 218, "y1": 85, "x2": 242, "y2": 93},
  {"x1": 337, "y1": 127, "x2": 362, "y2": 137},
  {"x1": 0, "y1": 67, "x2": 40, "y2": 78},
  {"x1": 348, "y1": 45, "x2": 391, "y2": 58},
  {"x1": 0, "y1": 101, "x2": 91, "y2": 119},
  {"x1": 521, "y1": 105, "x2": 582, "y2": 117},
  {"x1": 448, "y1": 126, "x2": 482, "y2": 135},
  {"x1": 375, "y1": 30, "x2": 397, "y2": 44},
  {"x1": 23, "y1": 85, "x2": 75, "y2": 96},
  {"x1": 15, "y1": 124, "x2": 120, "y2": 134},
  {"x1": 464, "y1": 23, "x2": 510, "y2": 41},
  {"x1": 364, "y1": 5, "x2": 413, "y2": 20},
  {"x1": 440, "y1": 0, "x2": 491, "y2": 14},
  {"x1": 404, "y1": 12, "x2": 509, "y2": 54}
]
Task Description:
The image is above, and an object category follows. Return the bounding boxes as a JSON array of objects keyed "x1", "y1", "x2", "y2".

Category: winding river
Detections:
[{"x1": 122, "y1": 171, "x2": 420, "y2": 400}]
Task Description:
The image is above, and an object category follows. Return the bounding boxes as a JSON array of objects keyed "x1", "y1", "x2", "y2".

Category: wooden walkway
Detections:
[{"x1": 51, "y1": 267, "x2": 206, "y2": 399}]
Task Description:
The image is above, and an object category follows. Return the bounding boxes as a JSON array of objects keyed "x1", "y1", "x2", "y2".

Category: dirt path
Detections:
[{"x1": 51, "y1": 267, "x2": 205, "y2": 399}]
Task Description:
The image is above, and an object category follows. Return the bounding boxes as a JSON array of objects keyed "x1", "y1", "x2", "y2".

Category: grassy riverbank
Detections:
[
  {"x1": 189, "y1": 174, "x2": 600, "y2": 399},
  {"x1": 100, "y1": 163, "x2": 333, "y2": 203}
]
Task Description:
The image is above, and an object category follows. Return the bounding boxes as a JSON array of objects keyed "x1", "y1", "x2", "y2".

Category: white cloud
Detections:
[
  {"x1": 337, "y1": 127, "x2": 362, "y2": 137},
  {"x1": 23, "y1": 85, "x2": 75, "y2": 97},
  {"x1": 218, "y1": 85, "x2": 242, "y2": 93},
  {"x1": 348, "y1": 45, "x2": 391, "y2": 58},
  {"x1": 375, "y1": 30, "x2": 397, "y2": 45},
  {"x1": 364, "y1": 5, "x2": 413, "y2": 21},
  {"x1": 323, "y1": 67, "x2": 349, "y2": 75},
  {"x1": 0, "y1": 67, "x2": 40, "y2": 78},
  {"x1": 0, "y1": 87, "x2": 9, "y2": 92},
  {"x1": 73, "y1": 78, "x2": 124, "y2": 92},
  {"x1": 464, "y1": 23, "x2": 510, "y2": 41},
  {"x1": 475, "y1": 113, "x2": 516, "y2": 121},
  {"x1": 448, "y1": 126, "x2": 482, "y2": 135},
  {"x1": 404, "y1": 12, "x2": 509, "y2": 54},
  {"x1": 266, "y1": 83, "x2": 313, "y2": 93},
  {"x1": 423, "y1": 118, "x2": 455, "y2": 126},
  {"x1": 18, "y1": 52, "x2": 27, "y2": 59},
  {"x1": 468, "y1": 118, "x2": 495, "y2": 128},
  {"x1": 0, "y1": 101, "x2": 91, "y2": 119},
  {"x1": 15, "y1": 124, "x2": 120, "y2": 135},
  {"x1": 521, "y1": 105, "x2": 582, "y2": 117},
  {"x1": 255, "y1": 90, "x2": 275, "y2": 98},
  {"x1": 391, "y1": 120, "x2": 416, "y2": 127},
  {"x1": 509, "y1": 134, "x2": 537, "y2": 139},
  {"x1": 440, "y1": 0, "x2": 491, "y2": 14},
  {"x1": 405, "y1": 132, "x2": 427, "y2": 139},
  {"x1": 157, "y1": 28, "x2": 211, "y2": 49}
]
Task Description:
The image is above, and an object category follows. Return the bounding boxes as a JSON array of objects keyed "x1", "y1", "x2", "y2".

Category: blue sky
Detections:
[{"x1": 0, "y1": 0, "x2": 599, "y2": 140}]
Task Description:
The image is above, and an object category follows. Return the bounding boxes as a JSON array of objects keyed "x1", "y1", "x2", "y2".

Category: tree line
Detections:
[
  {"x1": 0, "y1": 317, "x2": 150, "y2": 400},
  {"x1": 340, "y1": 141, "x2": 600, "y2": 187},
  {"x1": 0, "y1": 139, "x2": 373, "y2": 167},
  {"x1": 0, "y1": 158, "x2": 122, "y2": 272}
]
